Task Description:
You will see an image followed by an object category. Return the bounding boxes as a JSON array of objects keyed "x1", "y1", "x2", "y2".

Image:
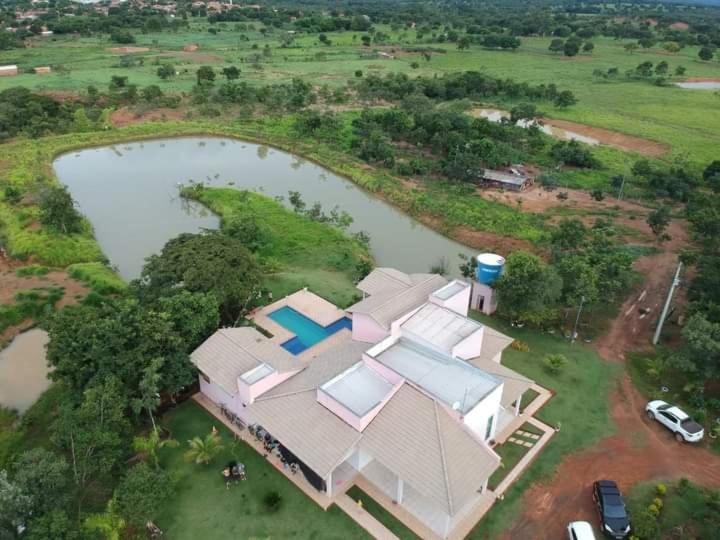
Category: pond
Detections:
[
  {"x1": 675, "y1": 81, "x2": 720, "y2": 90},
  {"x1": 54, "y1": 137, "x2": 474, "y2": 280},
  {"x1": 475, "y1": 108, "x2": 600, "y2": 146},
  {"x1": 0, "y1": 329, "x2": 51, "y2": 413}
]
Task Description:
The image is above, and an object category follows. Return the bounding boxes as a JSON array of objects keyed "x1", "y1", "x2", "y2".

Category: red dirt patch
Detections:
[
  {"x1": 502, "y1": 374, "x2": 720, "y2": 540},
  {"x1": 683, "y1": 77, "x2": 720, "y2": 83},
  {"x1": 157, "y1": 50, "x2": 223, "y2": 63},
  {"x1": 110, "y1": 107, "x2": 187, "y2": 128},
  {"x1": 541, "y1": 118, "x2": 670, "y2": 157},
  {"x1": 108, "y1": 46, "x2": 150, "y2": 54},
  {"x1": 669, "y1": 21, "x2": 690, "y2": 30}
]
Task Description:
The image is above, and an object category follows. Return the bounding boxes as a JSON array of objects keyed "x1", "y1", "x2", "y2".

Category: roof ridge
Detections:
[
  {"x1": 365, "y1": 275, "x2": 444, "y2": 327},
  {"x1": 433, "y1": 400, "x2": 454, "y2": 515},
  {"x1": 218, "y1": 328, "x2": 265, "y2": 369},
  {"x1": 376, "y1": 267, "x2": 413, "y2": 287},
  {"x1": 253, "y1": 387, "x2": 313, "y2": 402}
]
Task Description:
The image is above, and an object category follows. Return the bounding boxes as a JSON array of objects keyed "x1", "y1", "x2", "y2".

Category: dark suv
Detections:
[{"x1": 592, "y1": 480, "x2": 631, "y2": 538}]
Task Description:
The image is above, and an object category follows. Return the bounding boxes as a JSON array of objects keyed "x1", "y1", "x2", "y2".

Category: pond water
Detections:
[
  {"x1": 675, "y1": 81, "x2": 720, "y2": 90},
  {"x1": 475, "y1": 108, "x2": 599, "y2": 145},
  {"x1": 0, "y1": 329, "x2": 51, "y2": 413},
  {"x1": 54, "y1": 137, "x2": 474, "y2": 281}
]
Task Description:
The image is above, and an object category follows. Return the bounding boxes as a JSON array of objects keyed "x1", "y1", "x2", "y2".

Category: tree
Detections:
[
  {"x1": 196, "y1": 65, "x2": 216, "y2": 85},
  {"x1": 361, "y1": 35, "x2": 371, "y2": 47},
  {"x1": 677, "y1": 313, "x2": 720, "y2": 381},
  {"x1": 0, "y1": 470, "x2": 31, "y2": 539},
  {"x1": 457, "y1": 36, "x2": 471, "y2": 50},
  {"x1": 496, "y1": 251, "x2": 562, "y2": 323},
  {"x1": 624, "y1": 43, "x2": 639, "y2": 54},
  {"x1": 646, "y1": 205, "x2": 671, "y2": 241},
  {"x1": 39, "y1": 185, "x2": 83, "y2": 234},
  {"x1": 12, "y1": 449, "x2": 69, "y2": 515},
  {"x1": 563, "y1": 40, "x2": 580, "y2": 57},
  {"x1": 83, "y1": 499, "x2": 126, "y2": 540},
  {"x1": 141, "y1": 85, "x2": 163, "y2": 102},
  {"x1": 554, "y1": 90, "x2": 577, "y2": 108},
  {"x1": 113, "y1": 464, "x2": 173, "y2": 530},
  {"x1": 548, "y1": 38, "x2": 565, "y2": 54},
  {"x1": 655, "y1": 61, "x2": 669, "y2": 76},
  {"x1": 551, "y1": 218, "x2": 587, "y2": 251},
  {"x1": 699, "y1": 47, "x2": 714, "y2": 62},
  {"x1": 137, "y1": 232, "x2": 262, "y2": 323},
  {"x1": 52, "y1": 378, "x2": 131, "y2": 508},
  {"x1": 675, "y1": 65, "x2": 686, "y2": 77},
  {"x1": 222, "y1": 66, "x2": 240, "y2": 80},
  {"x1": 131, "y1": 357, "x2": 164, "y2": 429},
  {"x1": 510, "y1": 103, "x2": 538, "y2": 123},
  {"x1": 224, "y1": 214, "x2": 270, "y2": 252},
  {"x1": 110, "y1": 31, "x2": 135, "y2": 44},
  {"x1": 582, "y1": 42, "x2": 594, "y2": 54},
  {"x1": 663, "y1": 42, "x2": 681, "y2": 54},
  {"x1": 156, "y1": 63, "x2": 175, "y2": 80},
  {"x1": 703, "y1": 161, "x2": 720, "y2": 184},
  {"x1": 24, "y1": 510, "x2": 80, "y2": 540},
  {"x1": 184, "y1": 432, "x2": 223, "y2": 465},
  {"x1": 133, "y1": 429, "x2": 179, "y2": 470}
]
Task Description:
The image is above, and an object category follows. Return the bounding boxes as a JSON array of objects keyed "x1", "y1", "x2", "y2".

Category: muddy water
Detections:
[
  {"x1": 54, "y1": 137, "x2": 474, "y2": 280},
  {"x1": 476, "y1": 108, "x2": 599, "y2": 145},
  {"x1": 0, "y1": 329, "x2": 50, "y2": 413}
]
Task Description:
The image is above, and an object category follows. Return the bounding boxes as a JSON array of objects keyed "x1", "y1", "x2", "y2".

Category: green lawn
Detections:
[
  {"x1": 346, "y1": 486, "x2": 420, "y2": 540},
  {"x1": 467, "y1": 312, "x2": 621, "y2": 539},
  {"x1": 156, "y1": 400, "x2": 370, "y2": 540},
  {"x1": 184, "y1": 187, "x2": 371, "y2": 308},
  {"x1": 627, "y1": 479, "x2": 720, "y2": 539},
  {"x1": 2, "y1": 25, "x2": 719, "y2": 168}
]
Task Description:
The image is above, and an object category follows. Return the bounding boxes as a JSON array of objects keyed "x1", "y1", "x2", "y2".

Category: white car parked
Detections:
[
  {"x1": 646, "y1": 400, "x2": 704, "y2": 442},
  {"x1": 567, "y1": 521, "x2": 597, "y2": 540}
]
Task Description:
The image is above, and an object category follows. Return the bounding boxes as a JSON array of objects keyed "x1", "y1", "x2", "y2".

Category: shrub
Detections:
[
  {"x1": 652, "y1": 497, "x2": 663, "y2": 510},
  {"x1": 511, "y1": 340, "x2": 530, "y2": 352},
  {"x1": 3, "y1": 185, "x2": 22, "y2": 205},
  {"x1": 655, "y1": 483, "x2": 667, "y2": 497},
  {"x1": 647, "y1": 503, "x2": 660, "y2": 517},
  {"x1": 543, "y1": 353, "x2": 568, "y2": 374},
  {"x1": 632, "y1": 509, "x2": 659, "y2": 538},
  {"x1": 263, "y1": 490, "x2": 282, "y2": 513}
]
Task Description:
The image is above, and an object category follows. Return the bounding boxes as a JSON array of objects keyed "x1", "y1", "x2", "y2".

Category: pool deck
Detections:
[{"x1": 250, "y1": 288, "x2": 348, "y2": 346}]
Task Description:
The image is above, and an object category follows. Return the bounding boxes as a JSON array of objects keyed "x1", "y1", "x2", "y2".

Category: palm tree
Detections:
[
  {"x1": 84, "y1": 499, "x2": 126, "y2": 540},
  {"x1": 184, "y1": 432, "x2": 224, "y2": 465},
  {"x1": 133, "y1": 428, "x2": 179, "y2": 469}
]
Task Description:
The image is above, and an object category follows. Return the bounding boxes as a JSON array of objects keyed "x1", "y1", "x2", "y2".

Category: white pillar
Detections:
[
  {"x1": 396, "y1": 477, "x2": 404, "y2": 504},
  {"x1": 326, "y1": 471, "x2": 332, "y2": 497},
  {"x1": 515, "y1": 397, "x2": 521, "y2": 416}
]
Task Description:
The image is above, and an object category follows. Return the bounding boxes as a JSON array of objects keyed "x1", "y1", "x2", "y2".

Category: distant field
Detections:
[{"x1": 1, "y1": 22, "x2": 720, "y2": 166}]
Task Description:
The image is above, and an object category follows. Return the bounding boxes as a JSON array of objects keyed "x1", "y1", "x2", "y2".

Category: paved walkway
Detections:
[{"x1": 336, "y1": 493, "x2": 401, "y2": 540}]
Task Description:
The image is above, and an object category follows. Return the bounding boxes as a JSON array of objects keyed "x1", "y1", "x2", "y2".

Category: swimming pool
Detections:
[{"x1": 268, "y1": 306, "x2": 352, "y2": 355}]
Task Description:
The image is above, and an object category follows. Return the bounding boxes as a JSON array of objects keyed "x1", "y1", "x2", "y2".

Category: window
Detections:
[{"x1": 485, "y1": 415, "x2": 494, "y2": 440}]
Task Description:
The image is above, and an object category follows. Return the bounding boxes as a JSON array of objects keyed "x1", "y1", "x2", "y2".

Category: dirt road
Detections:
[{"x1": 502, "y1": 375, "x2": 720, "y2": 540}]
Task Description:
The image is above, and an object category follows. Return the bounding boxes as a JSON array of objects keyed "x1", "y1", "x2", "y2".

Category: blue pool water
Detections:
[{"x1": 268, "y1": 306, "x2": 352, "y2": 355}]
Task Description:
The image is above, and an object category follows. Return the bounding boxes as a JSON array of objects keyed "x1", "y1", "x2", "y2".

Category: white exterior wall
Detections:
[
  {"x1": 429, "y1": 281, "x2": 471, "y2": 317},
  {"x1": 351, "y1": 313, "x2": 389, "y2": 343},
  {"x1": 451, "y1": 328, "x2": 485, "y2": 360},
  {"x1": 347, "y1": 447, "x2": 373, "y2": 472},
  {"x1": 462, "y1": 384, "x2": 504, "y2": 441}
]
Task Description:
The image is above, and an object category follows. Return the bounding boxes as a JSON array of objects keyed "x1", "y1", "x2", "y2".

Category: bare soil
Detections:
[
  {"x1": 108, "y1": 46, "x2": 150, "y2": 54},
  {"x1": 157, "y1": 50, "x2": 223, "y2": 63},
  {"x1": 684, "y1": 77, "x2": 720, "y2": 83},
  {"x1": 110, "y1": 107, "x2": 187, "y2": 127},
  {"x1": 0, "y1": 255, "x2": 89, "y2": 345},
  {"x1": 502, "y1": 374, "x2": 720, "y2": 540},
  {"x1": 540, "y1": 118, "x2": 670, "y2": 157}
]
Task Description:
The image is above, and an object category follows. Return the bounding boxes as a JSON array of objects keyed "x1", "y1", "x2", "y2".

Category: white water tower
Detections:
[{"x1": 470, "y1": 253, "x2": 505, "y2": 315}]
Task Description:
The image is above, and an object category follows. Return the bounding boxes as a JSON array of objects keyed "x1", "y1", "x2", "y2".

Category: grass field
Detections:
[
  {"x1": 346, "y1": 486, "x2": 420, "y2": 540},
  {"x1": 2, "y1": 22, "x2": 719, "y2": 167},
  {"x1": 467, "y1": 313, "x2": 621, "y2": 539},
  {"x1": 156, "y1": 400, "x2": 370, "y2": 540},
  {"x1": 184, "y1": 186, "x2": 371, "y2": 307}
]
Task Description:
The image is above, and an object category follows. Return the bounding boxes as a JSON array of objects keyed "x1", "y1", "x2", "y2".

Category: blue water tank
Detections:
[{"x1": 475, "y1": 253, "x2": 505, "y2": 285}]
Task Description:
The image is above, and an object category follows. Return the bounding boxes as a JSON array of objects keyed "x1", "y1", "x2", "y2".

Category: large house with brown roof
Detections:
[{"x1": 191, "y1": 268, "x2": 537, "y2": 539}]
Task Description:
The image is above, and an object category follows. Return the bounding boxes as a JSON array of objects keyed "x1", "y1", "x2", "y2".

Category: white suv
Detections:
[{"x1": 646, "y1": 400, "x2": 704, "y2": 442}]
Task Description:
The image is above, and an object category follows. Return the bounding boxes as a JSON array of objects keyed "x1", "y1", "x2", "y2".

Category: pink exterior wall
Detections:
[
  {"x1": 351, "y1": 313, "x2": 390, "y2": 343},
  {"x1": 429, "y1": 281, "x2": 471, "y2": 317},
  {"x1": 451, "y1": 328, "x2": 485, "y2": 360},
  {"x1": 237, "y1": 369, "x2": 301, "y2": 405},
  {"x1": 389, "y1": 305, "x2": 424, "y2": 337},
  {"x1": 199, "y1": 377, "x2": 253, "y2": 425},
  {"x1": 317, "y1": 377, "x2": 403, "y2": 432}
]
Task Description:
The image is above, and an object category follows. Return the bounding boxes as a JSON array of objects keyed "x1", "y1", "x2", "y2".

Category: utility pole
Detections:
[
  {"x1": 653, "y1": 262, "x2": 683, "y2": 346},
  {"x1": 571, "y1": 295, "x2": 585, "y2": 344}
]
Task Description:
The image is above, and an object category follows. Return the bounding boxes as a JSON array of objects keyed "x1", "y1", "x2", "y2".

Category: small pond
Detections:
[
  {"x1": 0, "y1": 329, "x2": 51, "y2": 413},
  {"x1": 54, "y1": 137, "x2": 474, "y2": 280},
  {"x1": 475, "y1": 108, "x2": 599, "y2": 146},
  {"x1": 675, "y1": 81, "x2": 720, "y2": 90}
]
